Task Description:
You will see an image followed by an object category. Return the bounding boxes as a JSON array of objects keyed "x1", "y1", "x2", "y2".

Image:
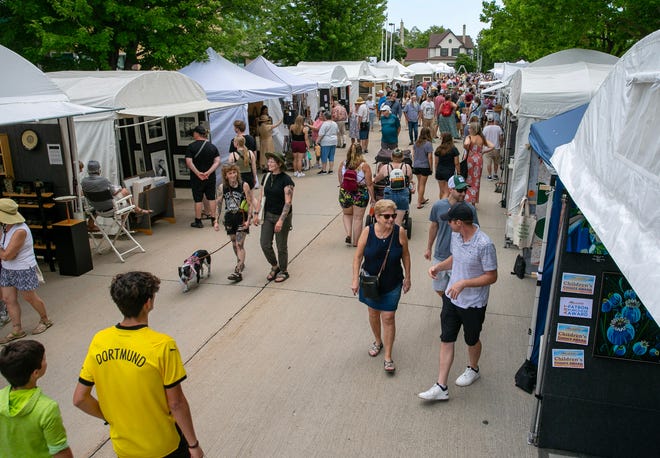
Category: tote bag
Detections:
[{"x1": 511, "y1": 197, "x2": 536, "y2": 249}]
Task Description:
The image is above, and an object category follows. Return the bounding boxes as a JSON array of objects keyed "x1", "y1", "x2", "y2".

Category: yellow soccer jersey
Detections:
[{"x1": 79, "y1": 324, "x2": 187, "y2": 458}]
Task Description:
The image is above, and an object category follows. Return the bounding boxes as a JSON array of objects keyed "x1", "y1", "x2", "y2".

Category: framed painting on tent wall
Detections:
[
  {"x1": 175, "y1": 114, "x2": 198, "y2": 146},
  {"x1": 134, "y1": 149, "x2": 146, "y2": 174},
  {"x1": 145, "y1": 119, "x2": 166, "y2": 144},
  {"x1": 173, "y1": 154, "x2": 189, "y2": 180},
  {"x1": 150, "y1": 150, "x2": 169, "y2": 179}
]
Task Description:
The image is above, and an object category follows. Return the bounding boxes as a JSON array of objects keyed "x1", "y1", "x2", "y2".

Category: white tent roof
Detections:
[
  {"x1": 508, "y1": 62, "x2": 614, "y2": 118},
  {"x1": 48, "y1": 70, "x2": 237, "y2": 118},
  {"x1": 387, "y1": 59, "x2": 415, "y2": 77},
  {"x1": 245, "y1": 56, "x2": 317, "y2": 95},
  {"x1": 297, "y1": 61, "x2": 373, "y2": 81},
  {"x1": 368, "y1": 63, "x2": 410, "y2": 83},
  {"x1": 529, "y1": 48, "x2": 619, "y2": 68},
  {"x1": 282, "y1": 65, "x2": 349, "y2": 89},
  {"x1": 0, "y1": 45, "x2": 112, "y2": 126},
  {"x1": 179, "y1": 48, "x2": 290, "y2": 103},
  {"x1": 433, "y1": 62, "x2": 455, "y2": 74},
  {"x1": 552, "y1": 31, "x2": 660, "y2": 321},
  {"x1": 406, "y1": 62, "x2": 435, "y2": 75}
]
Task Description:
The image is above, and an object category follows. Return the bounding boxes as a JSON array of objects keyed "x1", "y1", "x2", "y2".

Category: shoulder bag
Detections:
[{"x1": 359, "y1": 228, "x2": 394, "y2": 299}]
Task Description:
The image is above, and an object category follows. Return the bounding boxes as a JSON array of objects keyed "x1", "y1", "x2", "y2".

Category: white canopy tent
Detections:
[
  {"x1": 180, "y1": 48, "x2": 291, "y2": 160},
  {"x1": 552, "y1": 31, "x2": 660, "y2": 321},
  {"x1": 49, "y1": 70, "x2": 237, "y2": 186},
  {"x1": 433, "y1": 62, "x2": 455, "y2": 74},
  {"x1": 245, "y1": 56, "x2": 317, "y2": 95},
  {"x1": 282, "y1": 65, "x2": 350, "y2": 118},
  {"x1": 406, "y1": 62, "x2": 436, "y2": 76},
  {"x1": 387, "y1": 59, "x2": 415, "y2": 78},
  {"x1": 297, "y1": 61, "x2": 375, "y2": 106},
  {"x1": 505, "y1": 53, "x2": 618, "y2": 229}
]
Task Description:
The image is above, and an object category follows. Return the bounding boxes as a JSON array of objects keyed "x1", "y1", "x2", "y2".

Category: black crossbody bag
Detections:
[{"x1": 359, "y1": 228, "x2": 394, "y2": 299}]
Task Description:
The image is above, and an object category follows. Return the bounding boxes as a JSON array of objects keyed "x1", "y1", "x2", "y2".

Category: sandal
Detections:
[
  {"x1": 227, "y1": 272, "x2": 243, "y2": 282},
  {"x1": 32, "y1": 319, "x2": 53, "y2": 335},
  {"x1": 266, "y1": 266, "x2": 280, "y2": 281},
  {"x1": 384, "y1": 360, "x2": 396, "y2": 373},
  {"x1": 274, "y1": 271, "x2": 289, "y2": 283},
  {"x1": 368, "y1": 342, "x2": 384, "y2": 357},
  {"x1": 0, "y1": 330, "x2": 27, "y2": 344}
]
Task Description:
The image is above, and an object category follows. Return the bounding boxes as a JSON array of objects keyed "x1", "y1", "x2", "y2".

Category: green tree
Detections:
[
  {"x1": 479, "y1": 0, "x2": 660, "y2": 67},
  {"x1": 406, "y1": 25, "x2": 445, "y2": 49},
  {"x1": 266, "y1": 0, "x2": 386, "y2": 65},
  {"x1": 0, "y1": 0, "x2": 270, "y2": 70},
  {"x1": 454, "y1": 53, "x2": 477, "y2": 73}
]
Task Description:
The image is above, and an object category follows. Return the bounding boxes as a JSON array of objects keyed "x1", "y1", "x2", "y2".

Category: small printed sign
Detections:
[
  {"x1": 560, "y1": 273, "x2": 596, "y2": 295},
  {"x1": 552, "y1": 349, "x2": 585, "y2": 369},
  {"x1": 558, "y1": 297, "x2": 593, "y2": 319},
  {"x1": 556, "y1": 323, "x2": 590, "y2": 346}
]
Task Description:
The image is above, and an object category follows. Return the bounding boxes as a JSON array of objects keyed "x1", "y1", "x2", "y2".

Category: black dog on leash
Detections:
[{"x1": 178, "y1": 250, "x2": 211, "y2": 292}]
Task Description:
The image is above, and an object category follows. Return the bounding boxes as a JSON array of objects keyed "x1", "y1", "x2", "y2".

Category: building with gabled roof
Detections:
[{"x1": 404, "y1": 25, "x2": 474, "y2": 67}]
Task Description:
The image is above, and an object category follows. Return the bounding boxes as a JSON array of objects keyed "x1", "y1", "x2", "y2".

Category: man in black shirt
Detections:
[
  {"x1": 185, "y1": 125, "x2": 220, "y2": 228},
  {"x1": 228, "y1": 120, "x2": 257, "y2": 154}
]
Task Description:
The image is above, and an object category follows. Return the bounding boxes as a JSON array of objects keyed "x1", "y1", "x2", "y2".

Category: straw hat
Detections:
[
  {"x1": 355, "y1": 97, "x2": 365, "y2": 104},
  {"x1": 0, "y1": 198, "x2": 25, "y2": 225}
]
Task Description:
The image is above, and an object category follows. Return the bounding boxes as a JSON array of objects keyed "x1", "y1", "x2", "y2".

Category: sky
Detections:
[{"x1": 386, "y1": 0, "x2": 494, "y2": 42}]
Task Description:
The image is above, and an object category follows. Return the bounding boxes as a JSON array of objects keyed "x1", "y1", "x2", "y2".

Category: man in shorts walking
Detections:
[
  {"x1": 186, "y1": 125, "x2": 220, "y2": 228},
  {"x1": 425, "y1": 175, "x2": 478, "y2": 297},
  {"x1": 74, "y1": 271, "x2": 203, "y2": 457},
  {"x1": 419, "y1": 202, "x2": 497, "y2": 401}
]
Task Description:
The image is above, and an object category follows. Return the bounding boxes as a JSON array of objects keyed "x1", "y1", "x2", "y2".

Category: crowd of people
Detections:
[{"x1": 0, "y1": 73, "x2": 505, "y2": 455}]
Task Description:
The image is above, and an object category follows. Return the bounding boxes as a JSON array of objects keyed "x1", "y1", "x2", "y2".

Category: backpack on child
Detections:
[
  {"x1": 341, "y1": 164, "x2": 359, "y2": 192},
  {"x1": 388, "y1": 165, "x2": 407, "y2": 190},
  {"x1": 441, "y1": 100, "x2": 453, "y2": 117}
]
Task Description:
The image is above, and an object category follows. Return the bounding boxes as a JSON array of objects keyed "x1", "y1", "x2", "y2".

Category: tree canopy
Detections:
[
  {"x1": 478, "y1": 0, "x2": 660, "y2": 69},
  {"x1": 405, "y1": 25, "x2": 446, "y2": 49}
]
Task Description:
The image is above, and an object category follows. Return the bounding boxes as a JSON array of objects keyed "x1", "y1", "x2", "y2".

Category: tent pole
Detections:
[{"x1": 529, "y1": 193, "x2": 569, "y2": 445}]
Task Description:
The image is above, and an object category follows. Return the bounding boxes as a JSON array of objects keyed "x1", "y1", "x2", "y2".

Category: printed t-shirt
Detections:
[{"x1": 78, "y1": 325, "x2": 187, "y2": 458}]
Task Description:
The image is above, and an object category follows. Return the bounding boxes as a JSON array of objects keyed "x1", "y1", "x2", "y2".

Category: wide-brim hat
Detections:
[
  {"x1": 0, "y1": 198, "x2": 25, "y2": 224},
  {"x1": 494, "y1": 104, "x2": 503, "y2": 112},
  {"x1": 265, "y1": 151, "x2": 286, "y2": 166},
  {"x1": 355, "y1": 97, "x2": 365, "y2": 104}
]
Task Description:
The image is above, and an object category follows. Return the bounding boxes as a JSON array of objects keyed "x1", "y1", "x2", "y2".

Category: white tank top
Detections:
[{"x1": 1, "y1": 223, "x2": 36, "y2": 270}]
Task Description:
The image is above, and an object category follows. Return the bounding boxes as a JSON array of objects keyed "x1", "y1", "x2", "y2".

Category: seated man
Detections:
[{"x1": 81, "y1": 160, "x2": 150, "y2": 229}]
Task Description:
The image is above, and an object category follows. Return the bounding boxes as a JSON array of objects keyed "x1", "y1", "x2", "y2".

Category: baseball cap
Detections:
[
  {"x1": 440, "y1": 202, "x2": 474, "y2": 222},
  {"x1": 87, "y1": 160, "x2": 101, "y2": 174},
  {"x1": 193, "y1": 125, "x2": 208, "y2": 135},
  {"x1": 380, "y1": 105, "x2": 392, "y2": 112},
  {"x1": 447, "y1": 174, "x2": 469, "y2": 190}
]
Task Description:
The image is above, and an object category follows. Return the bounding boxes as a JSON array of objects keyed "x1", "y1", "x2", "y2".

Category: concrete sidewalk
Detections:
[{"x1": 1, "y1": 128, "x2": 550, "y2": 457}]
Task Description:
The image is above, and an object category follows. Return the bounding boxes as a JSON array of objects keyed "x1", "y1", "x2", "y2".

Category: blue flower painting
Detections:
[{"x1": 595, "y1": 272, "x2": 660, "y2": 364}]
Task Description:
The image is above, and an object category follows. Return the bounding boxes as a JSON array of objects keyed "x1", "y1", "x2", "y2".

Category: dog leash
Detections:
[{"x1": 192, "y1": 241, "x2": 231, "y2": 261}]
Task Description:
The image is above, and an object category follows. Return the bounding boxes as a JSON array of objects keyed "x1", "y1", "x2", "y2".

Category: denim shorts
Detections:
[{"x1": 383, "y1": 187, "x2": 410, "y2": 211}]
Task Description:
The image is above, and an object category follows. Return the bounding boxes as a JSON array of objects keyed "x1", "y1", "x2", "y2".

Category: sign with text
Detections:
[
  {"x1": 556, "y1": 323, "x2": 590, "y2": 346},
  {"x1": 558, "y1": 297, "x2": 593, "y2": 319},
  {"x1": 560, "y1": 273, "x2": 596, "y2": 295}
]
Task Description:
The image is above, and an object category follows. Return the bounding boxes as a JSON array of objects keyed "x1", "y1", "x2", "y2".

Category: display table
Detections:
[
  {"x1": 52, "y1": 219, "x2": 93, "y2": 276},
  {"x1": 134, "y1": 181, "x2": 176, "y2": 235}
]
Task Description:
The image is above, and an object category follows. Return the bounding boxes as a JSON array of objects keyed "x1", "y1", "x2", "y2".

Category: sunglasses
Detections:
[
  {"x1": 455, "y1": 188, "x2": 468, "y2": 193},
  {"x1": 379, "y1": 213, "x2": 396, "y2": 220}
]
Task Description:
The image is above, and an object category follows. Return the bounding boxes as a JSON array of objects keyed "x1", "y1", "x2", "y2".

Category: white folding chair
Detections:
[{"x1": 83, "y1": 189, "x2": 145, "y2": 262}]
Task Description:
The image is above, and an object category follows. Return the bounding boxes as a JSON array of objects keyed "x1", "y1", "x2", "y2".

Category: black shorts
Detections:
[
  {"x1": 413, "y1": 167, "x2": 432, "y2": 176},
  {"x1": 440, "y1": 294, "x2": 487, "y2": 346},
  {"x1": 191, "y1": 176, "x2": 216, "y2": 202},
  {"x1": 224, "y1": 211, "x2": 249, "y2": 235}
]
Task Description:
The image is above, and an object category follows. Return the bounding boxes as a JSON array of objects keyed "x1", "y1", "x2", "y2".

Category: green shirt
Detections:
[{"x1": 0, "y1": 386, "x2": 69, "y2": 457}]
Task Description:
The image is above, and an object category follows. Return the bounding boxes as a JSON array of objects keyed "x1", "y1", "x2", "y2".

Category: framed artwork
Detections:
[
  {"x1": 134, "y1": 149, "x2": 146, "y2": 174},
  {"x1": 133, "y1": 119, "x2": 141, "y2": 145},
  {"x1": 173, "y1": 154, "x2": 190, "y2": 180},
  {"x1": 145, "y1": 119, "x2": 166, "y2": 144},
  {"x1": 150, "y1": 150, "x2": 169, "y2": 180},
  {"x1": 593, "y1": 272, "x2": 660, "y2": 364},
  {"x1": 175, "y1": 113, "x2": 198, "y2": 146}
]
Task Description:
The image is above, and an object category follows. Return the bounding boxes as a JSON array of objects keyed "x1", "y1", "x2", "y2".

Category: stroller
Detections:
[{"x1": 365, "y1": 148, "x2": 413, "y2": 239}]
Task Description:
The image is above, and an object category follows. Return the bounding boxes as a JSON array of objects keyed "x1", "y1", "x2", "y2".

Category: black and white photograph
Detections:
[
  {"x1": 150, "y1": 150, "x2": 169, "y2": 179},
  {"x1": 134, "y1": 149, "x2": 146, "y2": 174},
  {"x1": 173, "y1": 154, "x2": 190, "y2": 180},
  {"x1": 175, "y1": 113, "x2": 198, "y2": 146},
  {"x1": 145, "y1": 118, "x2": 166, "y2": 144}
]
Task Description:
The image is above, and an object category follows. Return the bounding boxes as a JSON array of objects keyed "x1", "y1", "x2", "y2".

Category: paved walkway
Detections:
[{"x1": 1, "y1": 126, "x2": 553, "y2": 457}]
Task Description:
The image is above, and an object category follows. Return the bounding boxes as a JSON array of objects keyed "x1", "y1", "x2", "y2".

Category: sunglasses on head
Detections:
[{"x1": 379, "y1": 213, "x2": 396, "y2": 220}]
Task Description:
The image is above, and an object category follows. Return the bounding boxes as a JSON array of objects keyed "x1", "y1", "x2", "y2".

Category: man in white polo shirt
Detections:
[{"x1": 418, "y1": 202, "x2": 498, "y2": 401}]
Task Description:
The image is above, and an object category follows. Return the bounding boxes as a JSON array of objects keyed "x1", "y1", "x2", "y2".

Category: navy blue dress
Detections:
[{"x1": 359, "y1": 224, "x2": 404, "y2": 311}]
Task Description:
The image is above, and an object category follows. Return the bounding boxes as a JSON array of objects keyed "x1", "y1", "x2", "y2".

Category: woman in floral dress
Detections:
[{"x1": 463, "y1": 122, "x2": 494, "y2": 204}]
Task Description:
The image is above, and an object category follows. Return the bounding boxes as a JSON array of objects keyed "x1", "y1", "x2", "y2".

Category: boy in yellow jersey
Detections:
[{"x1": 73, "y1": 272, "x2": 203, "y2": 458}]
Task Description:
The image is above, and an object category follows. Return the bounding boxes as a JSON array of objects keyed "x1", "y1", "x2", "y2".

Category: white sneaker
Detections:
[
  {"x1": 418, "y1": 383, "x2": 449, "y2": 401},
  {"x1": 294, "y1": 171, "x2": 300, "y2": 177},
  {"x1": 455, "y1": 366, "x2": 480, "y2": 386},
  {"x1": 299, "y1": 172, "x2": 305, "y2": 177}
]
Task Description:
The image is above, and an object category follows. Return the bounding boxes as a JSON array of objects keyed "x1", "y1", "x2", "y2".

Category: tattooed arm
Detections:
[{"x1": 274, "y1": 184, "x2": 294, "y2": 233}]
